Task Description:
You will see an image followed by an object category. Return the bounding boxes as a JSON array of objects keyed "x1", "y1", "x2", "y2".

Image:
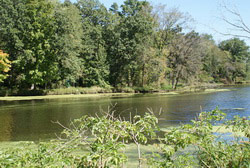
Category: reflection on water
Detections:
[
  {"x1": 0, "y1": 85, "x2": 249, "y2": 141},
  {"x1": 0, "y1": 113, "x2": 13, "y2": 141}
]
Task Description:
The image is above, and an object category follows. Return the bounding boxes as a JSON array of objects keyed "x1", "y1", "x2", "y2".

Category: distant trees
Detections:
[
  {"x1": 201, "y1": 36, "x2": 230, "y2": 83},
  {"x1": 201, "y1": 37, "x2": 250, "y2": 84},
  {"x1": 219, "y1": 38, "x2": 250, "y2": 82},
  {"x1": 0, "y1": 0, "x2": 249, "y2": 91},
  {"x1": 219, "y1": 3, "x2": 250, "y2": 82}
]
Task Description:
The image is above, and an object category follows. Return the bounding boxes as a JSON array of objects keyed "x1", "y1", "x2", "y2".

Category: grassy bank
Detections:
[
  {"x1": 0, "y1": 93, "x2": 137, "y2": 101},
  {"x1": 0, "y1": 84, "x2": 235, "y2": 101}
]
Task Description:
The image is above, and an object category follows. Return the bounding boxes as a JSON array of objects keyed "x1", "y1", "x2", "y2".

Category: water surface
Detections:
[{"x1": 0, "y1": 85, "x2": 249, "y2": 141}]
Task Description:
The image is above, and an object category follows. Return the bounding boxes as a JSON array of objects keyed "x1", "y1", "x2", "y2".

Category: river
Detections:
[{"x1": 0, "y1": 85, "x2": 249, "y2": 141}]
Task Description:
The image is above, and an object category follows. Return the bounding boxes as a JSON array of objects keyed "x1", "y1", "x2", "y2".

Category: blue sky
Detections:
[{"x1": 69, "y1": 0, "x2": 250, "y2": 44}]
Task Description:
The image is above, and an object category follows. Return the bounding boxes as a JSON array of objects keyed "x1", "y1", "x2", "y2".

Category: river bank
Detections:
[{"x1": 0, "y1": 83, "x2": 240, "y2": 101}]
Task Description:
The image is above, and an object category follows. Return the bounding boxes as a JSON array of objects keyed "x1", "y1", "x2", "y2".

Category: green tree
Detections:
[
  {"x1": 76, "y1": 0, "x2": 110, "y2": 87},
  {"x1": 0, "y1": 0, "x2": 58, "y2": 89},
  {"x1": 107, "y1": 0, "x2": 155, "y2": 87},
  {"x1": 219, "y1": 38, "x2": 250, "y2": 82},
  {"x1": 53, "y1": 1, "x2": 83, "y2": 87},
  {"x1": 200, "y1": 36, "x2": 220, "y2": 82},
  {"x1": 200, "y1": 34, "x2": 225, "y2": 82},
  {"x1": 0, "y1": 0, "x2": 27, "y2": 88}
]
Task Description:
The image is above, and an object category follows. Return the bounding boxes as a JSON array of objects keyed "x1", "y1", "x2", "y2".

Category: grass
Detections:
[
  {"x1": 0, "y1": 141, "x2": 155, "y2": 167},
  {"x1": 161, "y1": 125, "x2": 245, "y2": 137},
  {"x1": 204, "y1": 88, "x2": 233, "y2": 92},
  {"x1": 0, "y1": 92, "x2": 137, "y2": 101},
  {"x1": 212, "y1": 125, "x2": 246, "y2": 137},
  {"x1": 46, "y1": 86, "x2": 113, "y2": 95},
  {"x1": 0, "y1": 86, "x2": 233, "y2": 101}
]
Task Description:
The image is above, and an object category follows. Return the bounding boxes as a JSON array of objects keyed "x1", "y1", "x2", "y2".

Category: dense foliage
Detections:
[
  {"x1": 0, "y1": 0, "x2": 250, "y2": 92},
  {"x1": 0, "y1": 109, "x2": 249, "y2": 167}
]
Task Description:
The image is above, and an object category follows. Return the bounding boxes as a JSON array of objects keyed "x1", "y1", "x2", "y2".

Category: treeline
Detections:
[{"x1": 0, "y1": 0, "x2": 250, "y2": 91}]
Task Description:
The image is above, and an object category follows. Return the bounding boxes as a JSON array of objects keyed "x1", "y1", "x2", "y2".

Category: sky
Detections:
[{"x1": 69, "y1": 0, "x2": 250, "y2": 45}]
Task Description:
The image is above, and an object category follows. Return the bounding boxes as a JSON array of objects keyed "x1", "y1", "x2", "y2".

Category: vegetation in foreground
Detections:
[
  {"x1": 0, "y1": 0, "x2": 250, "y2": 96},
  {"x1": 0, "y1": 108, "x2": 249, "y2": 168}
]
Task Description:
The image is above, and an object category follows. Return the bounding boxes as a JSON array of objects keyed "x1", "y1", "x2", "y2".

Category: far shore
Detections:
[
  {"x1": 0, "y1": 86, "x2": 235, "y2": 101},
  {"x1": 0, "y1": 92, "x2": 137, "y2": 101}
]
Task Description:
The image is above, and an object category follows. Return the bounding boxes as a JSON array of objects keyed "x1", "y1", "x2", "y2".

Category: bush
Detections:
[
  {"x1": 148, "y1": 109, "x2": 250, "y2": 168},
  {"x1": 0, "y1": 88, "x2": 46, "y2": 96},
  {"x1": 160, "y1": 84, "x2": 173, "y2": 91},
  {"x1": 134, "y1": 86, "x2": 156, "y2": 93},
  {"x1": 46, "y1": 86, "x2": 113, "y2": 95},
  {"x1": 114, "y1": 86, "x2": 135, "y2": 93},
  {"x1": 0, "y1": 87, "x2": 11, "y2": 96}
]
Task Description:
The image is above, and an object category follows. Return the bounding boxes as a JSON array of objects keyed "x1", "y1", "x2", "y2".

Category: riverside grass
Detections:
[
  {"x1": 0, "y1": 88, "x2": 232, "y2": 101},
  {"x1": 0, "y1": 142, "x2": 155, "y2": 168},
  {"x1": 0, "y1": 93, "x2": 136, "y2": 101}
]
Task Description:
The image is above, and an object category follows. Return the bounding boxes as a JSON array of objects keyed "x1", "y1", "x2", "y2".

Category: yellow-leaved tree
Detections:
[{"x1": 0, "y1": 50, "x2": 11, "y2": 82}]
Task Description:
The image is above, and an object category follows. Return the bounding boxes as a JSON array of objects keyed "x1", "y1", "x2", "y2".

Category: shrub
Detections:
[
  {"x1": 46, "y1": 86, "x2": 113, "y2": 95},
  {"x1": 148, "y1": 108, "x2": 250, "y2": 168},
  {"x1": 114, "y1": 86, "x2": 135, "y2": 93}
]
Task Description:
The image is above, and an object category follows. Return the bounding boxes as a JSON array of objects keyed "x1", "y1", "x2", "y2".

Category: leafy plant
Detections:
[
  {"x1": 55, "y1": 107, "x2": 158, "y2": 168},
  {"x1": 148, "y1": 108, "x2": 249, "y2": 168}
]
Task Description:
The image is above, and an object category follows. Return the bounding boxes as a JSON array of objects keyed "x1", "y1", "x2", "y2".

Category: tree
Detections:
[
  {"x1": 152, "y1": 6, "x2": 193, "y2": 52},
  {"x1": 106, "y1": 0, "x2": 155, "y2": 87},
  {"x1": 0, "y1": 50, "x2": 11, "y2": 82},
  {"x1": 0, "y1": 0, "x2": 27, "y2": 87},
  {"x1": 200, "y1": 34, "x2": 231, "y2": 83},
  {"x1": 200, "y1": 35, "x2": 220, "y2": 82},
  {"x1": 76, "y1": 0, "x2": 110, "y2": 87},
  {"x1": 0, "y1": 0, "x2": 58, "y2": 89},
  {"x1": 168, "y1": 31, "x2": 203, "y2": 89},
  {"x1": 219, "y1": 38, "x2": 249, "y2": 62},
  {"x1": 219, "y1": 38, "x2": 250, "y2": 82},
  {"x1": 53, "y1": 1, "x2": 83, "y2": 87},
  {"x1": 152, "y1": 6, "x2": 196, "y2": 88},
  {"x1": 220, "y1": 3, "x2": 250, "y2": 39},
  {"x1": 220, "y1": 3, "x2": 250, "y2": 83}
]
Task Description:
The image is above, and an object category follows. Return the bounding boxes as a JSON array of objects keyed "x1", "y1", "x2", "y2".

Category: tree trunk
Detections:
[
  {"x1": 174, "y1": 77, "x2": 179, "y2": 90},
  {"x1": 141, "y1": 64, "x2": 145, "y2": 87},
  {"x1": 137, "y1": 143, "x2": 142, "y2": 168},
  {"x1": 172, "y1": 77, "x2": 176, "y2": 89}
]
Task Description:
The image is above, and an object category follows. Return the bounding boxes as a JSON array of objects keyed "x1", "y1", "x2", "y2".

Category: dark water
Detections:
[{"x1": 0, "y1": 85, "x2": 249, "y2": 141}]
